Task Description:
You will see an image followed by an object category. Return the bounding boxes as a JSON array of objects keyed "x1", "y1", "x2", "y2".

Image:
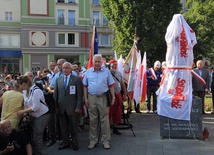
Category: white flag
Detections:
[
  {"x1": 117, "y1": 55, "x2": 124, "y2": 77},
  {"x1": 114, "y1": 50, "x2": 118, "y2": 60},
  {"x1": 127, "y1": 44, "x2": 138, "y2": 92},
  {"x1": 133, "y1": 51, "x2": 142, "y2": 104}
]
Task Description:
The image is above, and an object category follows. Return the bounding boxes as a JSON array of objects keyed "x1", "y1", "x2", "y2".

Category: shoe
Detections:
[
  {"x1": 113, "y1": 129, "x2": 121, "y2": 135},
  {"x1": 58, "y1": 144, "x2": 70, "y2": 150},
  {"x1": 136, "y1": 110, "x2": 142, "y2": 113},
  {"x1": 58, "y1": 140, "x2": 63, "y2": 146},
  {"x1": 88, "y1": 143, "x2": 97, "y2": 150},
  {"x1": 103, "y1": 143, "x2": 111, "y2": 149},
  {"x1": 153, "y1": 110, "x2": 157, "y2": 114},
  {"x1": 72, "y1": 145, "x2": 79, "y2": 151},
  {"x1": 146, "y1": 110, "x2": 150, "y2": 113},
  {"x1": 46, "y1": 140, "x2": 56, "y2": 146}
]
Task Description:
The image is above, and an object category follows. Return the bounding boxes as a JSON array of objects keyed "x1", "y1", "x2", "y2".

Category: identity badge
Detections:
[{"x1": 70, "y1": 86, "x2": 76, "y2": 94}]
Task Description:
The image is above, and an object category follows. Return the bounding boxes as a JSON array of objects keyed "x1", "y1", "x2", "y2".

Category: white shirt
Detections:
[
  {"x1": 47, "y1": 71, "x2": 54, "y2": 84},
  {"x1": 23, "y1": 84, "x2": 49, "y2": 118}
]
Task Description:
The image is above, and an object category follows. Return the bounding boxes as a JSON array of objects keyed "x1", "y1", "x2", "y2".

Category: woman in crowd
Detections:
[{"x1": 17, "y1": 75, "x2": 49, "y2": 155}]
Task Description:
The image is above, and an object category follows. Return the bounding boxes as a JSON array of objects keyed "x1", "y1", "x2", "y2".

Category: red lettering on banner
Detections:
[
  {"x1": 190, "y1": 29, "x2": 194, "y2": 33},
  {"x1": 171, "y1": 78, "x2": 186, "y2": 109},
  {"x1": 180, "y1": 25, "x2": 189, "y2": 58},
  {"x1": 175, "y1": 36, "x2": 179, "y2": 42},
  {"x1": 168, "y1": 88, "x2": 174, "y2": 94}
]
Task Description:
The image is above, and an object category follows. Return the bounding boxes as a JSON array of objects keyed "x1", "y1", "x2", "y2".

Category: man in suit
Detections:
[
  {"x1": 192, "y1": 60, "x2": 209, "y2": 114},
  {"x1": 54, "y1": 62, "x2": 83, "y2": 151}
]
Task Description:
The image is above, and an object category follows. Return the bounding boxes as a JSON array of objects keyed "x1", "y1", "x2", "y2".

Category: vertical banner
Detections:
[
  {"x1": 133, "y1": 51, "x2": 142, "y2": 104},
  {"x1": 140, "y1": 52, "x2": 147, "y2": 102}
]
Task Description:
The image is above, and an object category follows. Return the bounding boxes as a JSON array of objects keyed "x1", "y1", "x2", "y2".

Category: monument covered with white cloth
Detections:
[{"x1": 157, "y1": 14, "x2": 202, "y2": 139}]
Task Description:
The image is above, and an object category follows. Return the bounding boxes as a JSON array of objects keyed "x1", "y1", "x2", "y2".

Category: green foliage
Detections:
[
  {"x1": 183, "y1": 0, "x2": 214, "y2": 63},
  {"x1": 101, "y1": 0, "x2": 182, "y2": 66}
]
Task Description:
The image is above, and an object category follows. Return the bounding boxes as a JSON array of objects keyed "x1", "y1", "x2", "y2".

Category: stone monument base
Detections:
[{"x1": 160, "y1": 96, "x2": 202, "y2": 139}]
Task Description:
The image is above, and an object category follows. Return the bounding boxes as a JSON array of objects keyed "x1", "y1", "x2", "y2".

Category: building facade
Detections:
[
  {"x1": 0, "y1": 0, "x2": 187, "y2": 76},
  {"x1": 0, "y1": 0, "x2": 113, "y2": 75}
]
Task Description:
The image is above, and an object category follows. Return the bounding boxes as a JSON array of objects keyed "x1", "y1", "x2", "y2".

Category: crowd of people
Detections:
[{"x1": 0, "y1": 55, "x2": 213, "y2": 154}]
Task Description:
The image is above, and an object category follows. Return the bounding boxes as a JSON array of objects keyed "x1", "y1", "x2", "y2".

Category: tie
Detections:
[{"x1": 64, "y1": 76, "x2": 68, "y2": 89}]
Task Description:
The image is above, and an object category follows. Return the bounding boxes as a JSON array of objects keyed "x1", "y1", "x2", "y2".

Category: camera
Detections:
[
  {"x1": 8, "y1": 140, "x2": 20, "y2": 148},
  {"x1": 41, "y1": 76, "x2": 48, "y2": 81}
]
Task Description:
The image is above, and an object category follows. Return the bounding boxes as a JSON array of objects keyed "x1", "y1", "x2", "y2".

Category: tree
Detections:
[
  {"x1": 101, "y1": 0, "x2": 182, "y2": 66},
  {"x1": 183, "y1": 0, "x2": 214, "y2": 63}
]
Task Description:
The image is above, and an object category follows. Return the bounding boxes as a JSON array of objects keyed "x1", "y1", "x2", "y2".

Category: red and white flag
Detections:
[
  {"x1": 127, "y1": 43, "x2": 138, "y2": 92},
  {"x1": 87, "y1": 25, "x2": 98, "y2": 69},
  {"x1": 133, "y1": 51, "x2": 142, "y2": 104},
  {"x1": 133, "y1": 51, "x2": 147, "y2": 104},
  {"x1": 140, "y1": 52, "x2": 147, "y2": 102}
]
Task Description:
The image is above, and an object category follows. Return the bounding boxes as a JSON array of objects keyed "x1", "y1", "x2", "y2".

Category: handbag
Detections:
[
  {"x1": 106, "y1": 90, "x2": 112, "y2": 107},
  {"x1": 18, "y1": 115, "x2": 34, "y2": 139}
]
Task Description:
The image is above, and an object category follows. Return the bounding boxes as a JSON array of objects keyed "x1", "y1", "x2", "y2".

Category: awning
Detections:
[{"x1": 0, "y1": 50, "x2": 22, "y2": 58}]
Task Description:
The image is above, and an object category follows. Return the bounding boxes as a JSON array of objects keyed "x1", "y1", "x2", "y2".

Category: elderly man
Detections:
[
  {"x1": 108, "y1": 59, "x2": 127, "y2": 135},
  {"x1": 0, "y1": 120, "x2": 32, "y2": 155},
  {"x1": 192, "y1": 60, "x2": 209, "y2": 114},
  {"x1": 83, "y1": 54, "x2": 115, "y2": 150},
  {"x1": 146, "y1": 61, "x2": 162, "y2": 113},
  {"x1": 54, "y1": 62, "x2": 83, "y2": 151},
  {"x1": 47, "y1": 61, "x2": 57, "y2": 84}
]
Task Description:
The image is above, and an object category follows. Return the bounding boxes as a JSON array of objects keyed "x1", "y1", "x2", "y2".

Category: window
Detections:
[
  {"x1": 92, "y1": 0, "x2": 99, "y2": 5},
  {"x1": 58, "y1": 34, "x2": 65, "y2": 44},
  {"x1": 102, "y1": 13, "x2": 108, "y2": 26},
  {"x1": 93, "y1": 11, "x2": 100, "y2": 25},
  {"x1": 68, "y1": 11, "x2": 75, "y2": 26},
  {"x1": 0, "y1": 35, "x2": 9, "y2": 47},
  {"x1": 68, "y1": 0, "x2": 75, "y2": 3},
  {"x1": 101, "y1": 34, "x2": 110, "y2": 46},
  {"x1": 68, "y1": 33, "x2": 75, "y2": 45},
  {"x1": 11, "y1": 36, "x2": 19, "y2": 47},
  {"x1": 57, "y1": 10, "x2": 65, "y2": 25},
  {"x1": 57, "y1": 33, "x2": 77, "y2": 46},
  {"x1": 5, "y1": 12, "x2": 12, "y2": 21},
  {"x1": 57, "y1": 0, "x2": 64, "y2": 3},
  {"x1": 57, "y1": 0, "x2": 75, "y2": 3},
  {"x1": 0, "y1": 34, "x2": 20, "y2": 48}
]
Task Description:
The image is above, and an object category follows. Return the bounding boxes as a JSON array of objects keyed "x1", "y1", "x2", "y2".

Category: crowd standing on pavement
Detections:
[{"x1": 0, "y1": 56, "x2": 214, "y2": 154}]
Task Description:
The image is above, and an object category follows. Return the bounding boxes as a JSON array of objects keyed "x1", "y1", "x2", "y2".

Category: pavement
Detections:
[{"x1": 42, "y1": 112, "x2": 214, "y2": 155}]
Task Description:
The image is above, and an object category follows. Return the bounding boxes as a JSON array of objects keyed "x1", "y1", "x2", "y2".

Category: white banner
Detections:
[{"x1": 157, "y1": 14, "x2": 197, "y2": 121}]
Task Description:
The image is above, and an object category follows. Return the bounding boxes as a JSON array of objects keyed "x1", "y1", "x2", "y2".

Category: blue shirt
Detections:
[
  {"x1": 146, "y1": 68, "x2": 162, "y2": 86},
  {"x1": 50, "y1": 71, "x2": 77, "y2": 86},
  {"x1": 82, "y1": 67, "x2": 115, "y2": 95},
  {"x1": 50, "y1": 71, "x2": 63, "y2": 87}
]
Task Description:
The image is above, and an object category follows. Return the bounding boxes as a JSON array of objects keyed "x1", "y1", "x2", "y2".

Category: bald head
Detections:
[{"x1": 0, "y1": 120, "x2": 13, "y2": 136}]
